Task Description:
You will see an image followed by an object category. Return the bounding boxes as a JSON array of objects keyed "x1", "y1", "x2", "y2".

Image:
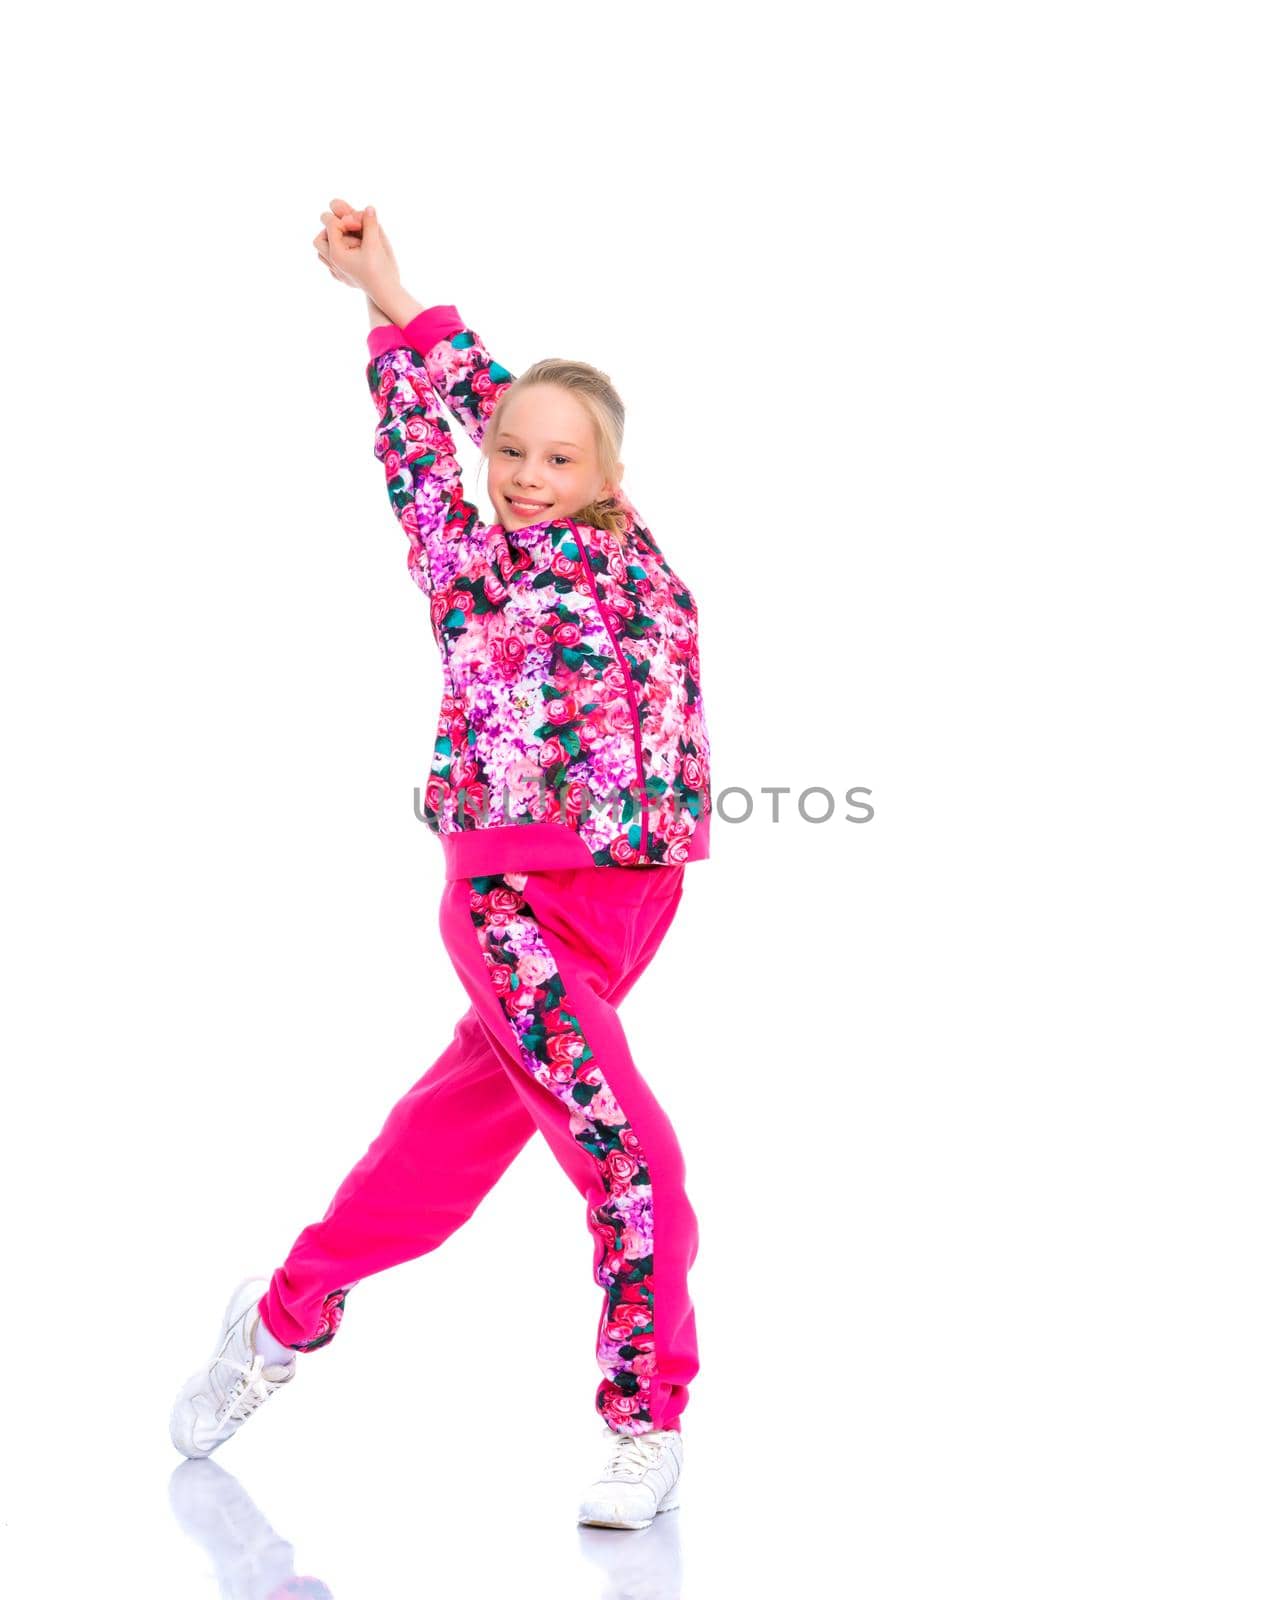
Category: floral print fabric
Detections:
[
  {"x1": 287, "y1": 1288, "x2": 347, "y2": 1354},
  {"x1": 468, "y1": 872, "x2": 662, "y2": 1434},
  {"x1": 365, "y1": 319, "x2": 712, "y2": 867}
]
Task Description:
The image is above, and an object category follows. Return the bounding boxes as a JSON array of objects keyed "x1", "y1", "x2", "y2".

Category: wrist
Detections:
[
  {"x1": 377, "y1": 285, "x2": 426, "y2": 328},
  {"x1": 367, "y1": 296, "x2": 393, "y2": 329}
]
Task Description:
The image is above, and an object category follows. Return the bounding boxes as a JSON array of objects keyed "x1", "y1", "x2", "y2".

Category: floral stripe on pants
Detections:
[{"x1": 259, "y1": 864, "x2": 701, "y2": 1436}]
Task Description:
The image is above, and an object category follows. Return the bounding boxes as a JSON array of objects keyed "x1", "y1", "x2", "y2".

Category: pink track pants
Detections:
[{"x1": 258, "y1": 864, "x2": 701, "y2": 1436}]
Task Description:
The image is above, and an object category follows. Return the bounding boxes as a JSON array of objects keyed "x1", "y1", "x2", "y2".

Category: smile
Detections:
[{"x1": 508, "y1": 496, "x2": 551, "y2": 512}]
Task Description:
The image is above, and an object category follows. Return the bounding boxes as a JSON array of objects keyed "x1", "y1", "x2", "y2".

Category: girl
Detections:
[{"x1": 170, "y1": 198, "x2": 713, "y2": 1532}]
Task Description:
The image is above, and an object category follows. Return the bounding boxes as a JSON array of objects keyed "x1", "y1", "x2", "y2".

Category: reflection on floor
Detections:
[
  {"x1": 169, "y1": 1456, "x2": 684, "y2": 1600},
  {"x1": 169, "y1": 1460, "x2": 334, "y2": 1599}
]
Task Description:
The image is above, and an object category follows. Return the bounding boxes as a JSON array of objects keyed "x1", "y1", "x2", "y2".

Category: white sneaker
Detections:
[
  {"x1": 577, "y1": 1426, "x2": 683, "y2": 1529},
  {"x1": 170, "y1": 1277, "x2": 296, "y2": 1460}
]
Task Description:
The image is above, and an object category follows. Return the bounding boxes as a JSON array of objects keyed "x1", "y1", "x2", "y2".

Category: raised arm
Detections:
[
  {"x1": 376, "y1": 302, "x2": 519, "y2": 456},
  {"x1": 315, "y1": 208, "x2": 517, "y2": 597},
  {"x1": 364, "y1": 326, "x2": 494, "y2": 602}
]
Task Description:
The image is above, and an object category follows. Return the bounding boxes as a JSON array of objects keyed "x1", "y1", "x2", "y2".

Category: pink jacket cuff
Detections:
[
  {"x1": 365, "y1": 304, "x2": 466, "y2": 362},
  {"x1": 366, "y1": 323, "x2": 411, "y2": 360}
]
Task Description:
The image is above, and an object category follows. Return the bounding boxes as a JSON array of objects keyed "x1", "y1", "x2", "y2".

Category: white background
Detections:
[{"x1": 2, "y1": 3, "x2": 1276, "y2": 1595}]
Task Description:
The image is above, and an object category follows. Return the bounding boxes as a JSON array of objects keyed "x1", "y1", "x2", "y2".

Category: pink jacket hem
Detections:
[{"x1": 440, "y1": 818, "x2": 711, "y2": 880}]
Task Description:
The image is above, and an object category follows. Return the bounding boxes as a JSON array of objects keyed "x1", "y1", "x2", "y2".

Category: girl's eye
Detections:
[{"x1": 500, "y1": 447, "x2": 572, "y2": 467}]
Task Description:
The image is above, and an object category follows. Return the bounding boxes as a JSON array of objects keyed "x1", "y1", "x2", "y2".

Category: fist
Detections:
[{"x1": 312, "y1": 196, "x2": 399, "y2": 299}]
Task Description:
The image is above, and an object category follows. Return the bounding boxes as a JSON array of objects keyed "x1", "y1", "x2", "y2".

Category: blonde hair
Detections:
[{"x1": 482, "y1": 358, "x2": 630, "y2": 545}]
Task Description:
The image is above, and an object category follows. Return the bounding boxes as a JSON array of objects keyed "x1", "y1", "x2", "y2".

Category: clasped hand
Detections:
[{"x1": 312, "y1": 197, "x2": 400, "y2": 311}]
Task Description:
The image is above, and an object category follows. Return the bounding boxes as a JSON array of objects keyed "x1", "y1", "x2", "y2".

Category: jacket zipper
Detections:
[{"x1": 573, "y1": 519, "x2": 649, "y2": 857}]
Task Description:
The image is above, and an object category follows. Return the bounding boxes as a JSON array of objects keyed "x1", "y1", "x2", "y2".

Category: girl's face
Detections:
[{"x1": 487, "y1": 384, "x2": 618, "y2": 532}]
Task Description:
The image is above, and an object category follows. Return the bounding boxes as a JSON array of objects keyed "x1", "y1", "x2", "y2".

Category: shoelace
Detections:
[
  {"x1": 215, "y1": 1350, "x2": 285, "y2": 1426},
  {"x1": 603, "y1": 1432, "x2": 671, "y2": 1481}
]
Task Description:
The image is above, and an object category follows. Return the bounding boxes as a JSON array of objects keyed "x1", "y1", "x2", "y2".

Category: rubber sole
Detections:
[{"x1": 577, "y1": 1482, "x2": 680, "y2": 1529}]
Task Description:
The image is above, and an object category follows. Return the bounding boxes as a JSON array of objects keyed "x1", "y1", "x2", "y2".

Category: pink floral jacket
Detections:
[{"x1": 365, "y1": 305, "x2": 712, "y2": 878}]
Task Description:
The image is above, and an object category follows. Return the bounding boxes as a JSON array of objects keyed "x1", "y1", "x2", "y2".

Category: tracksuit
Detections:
[{"x1": 258, "y1": 305, "x2": 712, "y2": 1436}]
